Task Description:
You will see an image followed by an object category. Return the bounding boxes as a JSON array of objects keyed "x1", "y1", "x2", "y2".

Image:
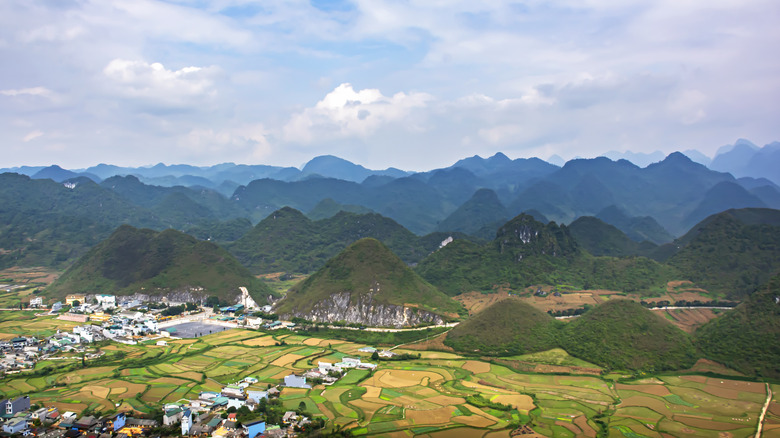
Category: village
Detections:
[{"x1": 0, "y1": 293, "x2": 397, "y2": 438}]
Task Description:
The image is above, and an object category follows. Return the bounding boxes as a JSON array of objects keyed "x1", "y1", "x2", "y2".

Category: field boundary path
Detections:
[
  {"x1": 555, "y1": 306, "x2": 735, "y2": 320},
  {"x1": 389, "y1": 328, "x2": 454, "y2": 351},
  {"x1": 755, "y1": 382, "x2": 772, "y2": 438}
]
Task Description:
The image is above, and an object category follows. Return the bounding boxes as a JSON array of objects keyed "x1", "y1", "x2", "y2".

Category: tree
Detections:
[
  {"x1": 371, "y1": 351, "x2": 379, "y2": 361},
  {"x1": 72, "y1": 300, "x2": 80, "y2": 307}
]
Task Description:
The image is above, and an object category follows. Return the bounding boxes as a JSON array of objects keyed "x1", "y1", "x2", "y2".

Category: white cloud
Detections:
[
  {"x1": 102, "y1": 59, "x2": 220, "y2": 106},
  {"x1": 283, "y1": 83, "x2": 433, "y2": 143},
  {"x1": 22, "y1": 130, "x2": 43, "y2": 142},
  {"x1": 0, "y1": 87, "x2": 53, "y2": 97}
]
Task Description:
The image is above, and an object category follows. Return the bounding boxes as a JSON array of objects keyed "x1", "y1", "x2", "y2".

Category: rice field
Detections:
[{"x1": 0, "y1": 326, "x2": 771, "y2": 437}]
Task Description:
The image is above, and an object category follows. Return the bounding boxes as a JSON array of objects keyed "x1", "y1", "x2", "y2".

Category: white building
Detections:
[
  {"x1": 95, "y1": 294, "x2": 116, "y2": 309},
  {"x1": 29, "y1": 297, "x2": 43, "y2": 307}
]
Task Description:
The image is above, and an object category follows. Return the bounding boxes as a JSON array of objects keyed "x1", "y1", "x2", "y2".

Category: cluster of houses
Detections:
[
  {"x1": 294, "y1": 356, "x2": 377, "y2": 387},
  {"x1": 157, "y1": 374, "x2": 322, "y2": 438}
]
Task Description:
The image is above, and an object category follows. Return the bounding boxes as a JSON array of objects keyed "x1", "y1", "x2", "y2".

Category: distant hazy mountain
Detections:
[
  {"x1": 299, "y1": 155, "x2": 409, "y2": 182},
  {"x1": 32, "y1": 165, "x2": 101, "y2": 183},
  {"x1": 508, "y1": 152, "x2": 742, "y2": 236},
  {"x1": 306, "y1": 198, "x2": 374, "y2": 220},
  {"x1": 436, "y1": 188, "x2": 509, "y2": 240},
  {"x1": 568, "y1": 216, "x2": 657, "y2": 257},
  {"x1": 710, "y1": 138, "x2": 759, "y2": 172},
  {"x1": 710, "y1": 139, "x2": 780, "y2": 185},
  {"x1": 596, "y1": 205, "x2": 674, "y2": 244},
  {"x1": 681, "y1": 149, "x2": 712, "y2": 166},
  {"x1": 601, "y1": 150, "x2": 666, "y2": 167}
]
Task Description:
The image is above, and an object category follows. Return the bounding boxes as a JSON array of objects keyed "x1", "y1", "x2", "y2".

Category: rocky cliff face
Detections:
[
  {"x1": 282, "y1": 291, "x2": 444, "y2": 328},
  {"x1": 495, "y1": 214, "x2": 578, "y2": 261}
]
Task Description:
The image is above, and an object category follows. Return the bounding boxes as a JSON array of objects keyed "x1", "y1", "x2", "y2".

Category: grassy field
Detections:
[{"x1": 0, "y1": 318, "x2": 771, "y2": 437}]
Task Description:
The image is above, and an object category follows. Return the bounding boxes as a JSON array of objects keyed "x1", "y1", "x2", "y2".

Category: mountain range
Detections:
[{"x1": 2, "y1": 145, "x2": 780, "y2": 272}]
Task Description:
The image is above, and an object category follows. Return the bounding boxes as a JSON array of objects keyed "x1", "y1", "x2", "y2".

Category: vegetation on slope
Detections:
[
  {"x1": 444, "y1": 299, "x2": 560, "y2": 356},
  {"x1": 667, "y1": 208, "x2": 780, "y2": 298},
  {"x1": 417, "y1": 213, "x2": 677, "y2": 296},
  {"x1": 695, "y1": 275, "x2": 780, "y2": 379},
  {"x1": 560, "y1": 299, "x2": 698, "y2": 371},
  {"x1": 47, "y1": 225, "x2": 274, "y2": 304},
  {"x1": 277, "y1": 238, "x2": 462, "y2": 316},
  {"x1": 436, "y1": 188, "x2": 509, "y2": 240},
  {"x1": 568, "y1": 216, "x2": 656, "y2": 257},
  {"x1": 229, "y1": 207, "x2": 470, "y2": 274}
]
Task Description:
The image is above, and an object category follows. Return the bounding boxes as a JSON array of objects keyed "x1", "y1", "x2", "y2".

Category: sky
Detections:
[{"x1": 1, "y1": 0, "x2": 779, "y2": 171}]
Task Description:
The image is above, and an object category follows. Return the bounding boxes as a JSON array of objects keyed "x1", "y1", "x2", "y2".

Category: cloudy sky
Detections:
[{"x1": 1, "y1": 0, "x2": 779, "y2": 170}]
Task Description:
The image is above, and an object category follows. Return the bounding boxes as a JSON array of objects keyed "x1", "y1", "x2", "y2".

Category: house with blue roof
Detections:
[{"x1": 244, "y1": 419, "x2": 265, "y2": 438}]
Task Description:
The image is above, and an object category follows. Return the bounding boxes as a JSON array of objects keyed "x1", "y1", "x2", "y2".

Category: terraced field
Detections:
[{"x1": 0, "y1": 326, "x2": 771, "y2": 437}]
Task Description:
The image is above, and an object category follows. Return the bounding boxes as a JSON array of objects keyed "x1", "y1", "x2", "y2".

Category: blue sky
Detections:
[{"x1": 1, "y1": 0, "x2": 779, "y2": 170}]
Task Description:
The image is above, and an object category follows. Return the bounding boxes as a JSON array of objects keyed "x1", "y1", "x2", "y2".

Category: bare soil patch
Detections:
[
  {"x1": 80, "y1": 385, "x2": 110, "y2": 399},
  {"x1": 241, "y1": 336, "x2": 278, "y2": 347},
  {"x1": 455, "y1": 291, "x2": 511, "y2": 315},
  {"x1": 402, "y1": 332, "x2": 455, "y2": 353},
  {"x1": 491, "y1": 394, "x2": 535, "y2": 411},
  {"x1": 426, "y1": 395, "x2": 466, "y2": 406},
  {"x1": 374, "y1": 369, "x2": 443, "y2": 388},
  {"x1": 657, "y1": 308, "x2": 719, "y2": 333},
  {"x1": 573, "y1": 415, "x2": 597, "y2": 437},
  {"x1": 453, "y1": 415, "x2": 495, "y2": 428},
  {"x1": 405, "y1": 406, "x2": 456, "y2": 425},
  {"x1": 462, "y1": 360, "x2": 491, "y2": 374}
]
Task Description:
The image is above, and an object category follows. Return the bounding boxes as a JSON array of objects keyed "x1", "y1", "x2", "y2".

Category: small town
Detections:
[{"x1": 0, "y1": 292, "x2": 397, "y2": 438}]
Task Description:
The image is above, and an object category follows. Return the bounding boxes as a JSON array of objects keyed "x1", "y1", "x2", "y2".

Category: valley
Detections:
[
  {"x1": 1, "y1": 314, "x2": 777, "y2": 438},
  {"x1": 1, "y1": 150, "x2": 779, "y2": 437}
]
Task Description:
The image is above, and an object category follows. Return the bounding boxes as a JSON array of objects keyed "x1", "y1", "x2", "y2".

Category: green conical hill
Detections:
[
  {"x1": 47, "y1": 225, "x2": 274, "y2": 304},
  {"x1": 444, "y1": 298, "x2": 560, "y2": 356},
  {"x1": 277, "y1": 238, "x2": 461, "y2": 320},
  {"x1": 561, "y1": 299, "x2": 698, "y2": 371},
  {"x1": 667, "y1": 208, "x2": 780, "y2": 298},
  {"x1": 696, "y1": 275, "x2": 780, "y2": 378}
]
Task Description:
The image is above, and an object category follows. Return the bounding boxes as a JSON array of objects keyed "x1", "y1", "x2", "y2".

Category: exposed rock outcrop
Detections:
[{"x1": 283, "y1": 291, "x2": 444, "y2": 328}]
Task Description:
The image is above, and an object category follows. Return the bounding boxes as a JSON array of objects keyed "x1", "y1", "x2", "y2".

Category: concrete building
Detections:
[
  {"x1": 244, "y1": 420, "x2": 265, "y2": 438},
  {"x1": 2, "y1": 396, "x2": 30, "y2": 416},
  {"x1": 95, "y1": 294, "x2": 116, "y2": 309},
  {"x1": 2, "y1": 417, "x2": 28, "y2": 434},
  {"x1": 283, "y1": 374, "x2": 310, "y2": 389},
  {"x1": 65, "y1": 295, "x2": 85, "y2": 306},
  {"x1": 181, "y1": 410, "x2": 193, "y2": 435}
]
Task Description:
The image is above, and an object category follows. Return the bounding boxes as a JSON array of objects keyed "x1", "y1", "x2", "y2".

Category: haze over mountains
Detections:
[{"x1": 2, "y1": 140, "x2": 780, "y2": 274}]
